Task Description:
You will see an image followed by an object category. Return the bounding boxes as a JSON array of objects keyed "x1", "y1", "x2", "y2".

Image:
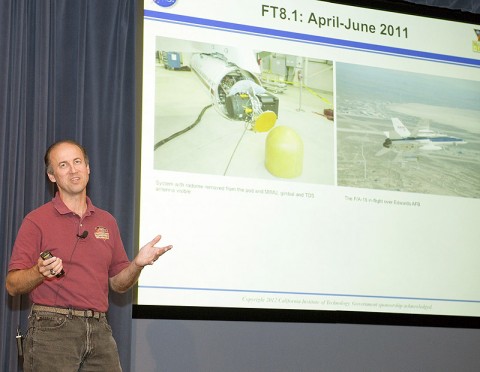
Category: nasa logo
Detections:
[{"x1": 153, "y1": 0, "x2": 177, "y2": 7}]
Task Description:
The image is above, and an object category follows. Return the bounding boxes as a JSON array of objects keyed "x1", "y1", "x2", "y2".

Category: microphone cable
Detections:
[{"x1": 52, "y1": 232, "x2": 88, "y2": 307}]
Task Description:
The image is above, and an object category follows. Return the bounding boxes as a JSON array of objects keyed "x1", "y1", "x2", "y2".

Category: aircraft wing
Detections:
[
  {"x1": 375, "y1": 147, "x2": 390, "y2": 157},
  {"x1": 419, "y1": 142, "x2": 442, "y2": 150}
]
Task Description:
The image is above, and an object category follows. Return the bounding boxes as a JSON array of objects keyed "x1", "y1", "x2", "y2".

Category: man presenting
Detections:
[{"x1": 6, "y1": 139, "x2": 172, "y2": 371}]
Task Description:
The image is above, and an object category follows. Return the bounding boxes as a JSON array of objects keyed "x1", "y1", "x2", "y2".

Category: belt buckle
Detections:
[{"x1": 85, "y1": 309, "x2": 99, "y2": 319}]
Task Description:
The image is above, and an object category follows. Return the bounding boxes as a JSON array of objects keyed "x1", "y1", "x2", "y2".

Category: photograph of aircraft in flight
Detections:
[
  {"x1": 336, "y1": 63, "x2": 480, "y2": 198},
  {"x1": 377, "y1": 117, "x2": 466, "y2": 157}
]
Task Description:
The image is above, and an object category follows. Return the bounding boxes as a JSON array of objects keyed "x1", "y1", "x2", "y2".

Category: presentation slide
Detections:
[{"x1": 137, "y1": 0, "x2": 480, "y2": 320}]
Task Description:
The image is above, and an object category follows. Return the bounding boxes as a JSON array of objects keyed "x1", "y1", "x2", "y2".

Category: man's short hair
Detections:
[{"x1": 44, "y1": 139, "x2": 89, "y2": 174}]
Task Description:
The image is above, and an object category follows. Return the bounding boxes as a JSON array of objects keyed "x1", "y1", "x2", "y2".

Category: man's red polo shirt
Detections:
[{"x1": 8, "y1": 194, "x2": 130, "y2": 312}]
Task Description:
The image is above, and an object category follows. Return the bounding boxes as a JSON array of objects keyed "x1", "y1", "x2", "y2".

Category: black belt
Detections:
[{"x1": 32, "y1": 304, "x2": 106, "y2": 319}]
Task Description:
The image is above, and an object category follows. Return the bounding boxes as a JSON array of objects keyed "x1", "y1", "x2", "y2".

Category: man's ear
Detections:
[{"x1": 47, "y1": 172, "x2": 56, "y2": 183}]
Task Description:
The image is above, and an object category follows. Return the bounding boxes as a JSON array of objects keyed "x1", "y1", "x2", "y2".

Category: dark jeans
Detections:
[{"x1": 23, "y1": 309, "x2": 122, "y2": 372}]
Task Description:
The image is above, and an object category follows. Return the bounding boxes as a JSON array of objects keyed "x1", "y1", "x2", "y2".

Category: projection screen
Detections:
[{"x1": 135, "y1": 0, "x2": 480, "y2": 326}]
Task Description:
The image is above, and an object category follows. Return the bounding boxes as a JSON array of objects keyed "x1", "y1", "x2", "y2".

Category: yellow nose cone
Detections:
[
  {"x1": 253, "y1": 111, "x2": 277, "y2": 132},
  {"x1": 265, "y1": 126, "x2": 303, "y2": 178}
]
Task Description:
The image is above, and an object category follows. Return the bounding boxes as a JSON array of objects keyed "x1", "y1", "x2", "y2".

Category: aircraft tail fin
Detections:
[{"x1": 392, "y1": 118, "x2": 411, "y2": 138}]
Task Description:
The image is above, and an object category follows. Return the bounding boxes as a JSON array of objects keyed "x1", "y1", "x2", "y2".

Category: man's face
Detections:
[{"x1": 47, "y1": 142, "x2": 90, "y2": 197}]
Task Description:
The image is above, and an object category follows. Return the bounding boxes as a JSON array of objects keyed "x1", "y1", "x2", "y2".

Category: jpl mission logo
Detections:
[
  {"x1": 154, "y1": 0, "x2": 177, "y2": 8},
  {"x1": 474, "y1": 29, "x2": 480, "y2": 53}
]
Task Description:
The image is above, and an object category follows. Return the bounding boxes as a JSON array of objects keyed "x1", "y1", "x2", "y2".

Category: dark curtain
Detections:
[{"x1": 0, "y1": 1, "x2": 137, "y2": 371}]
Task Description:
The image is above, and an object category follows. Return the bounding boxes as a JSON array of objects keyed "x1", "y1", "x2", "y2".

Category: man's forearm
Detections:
[
  {"x1": 109, "y1": 261, "x2": 144, "y2": 293},
  {"x1": 6, "y1": 267, "x2": 44, "y2": 296}
]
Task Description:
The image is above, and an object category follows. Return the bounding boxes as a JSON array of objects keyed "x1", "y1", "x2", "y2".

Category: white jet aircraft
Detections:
[{"x1": 376, "y1": 118, "x2": 466, "y2": 159}]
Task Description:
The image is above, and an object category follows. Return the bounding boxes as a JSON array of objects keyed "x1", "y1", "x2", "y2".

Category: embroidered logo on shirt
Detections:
[{"x1": 94, "y1": 226, "x2": 110, "y2": 240}]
